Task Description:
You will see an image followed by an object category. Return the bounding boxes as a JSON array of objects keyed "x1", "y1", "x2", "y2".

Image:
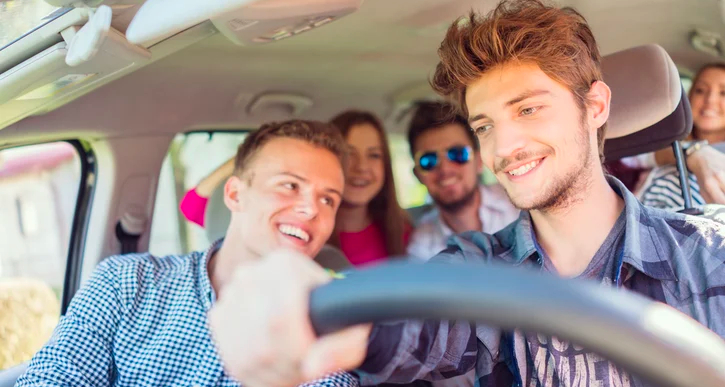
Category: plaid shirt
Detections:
[
  {"x1": 357, "y1": 176, "x2": 725, "y2": 386},
  {"x1": 15, "y1": 240, "x2": 358, "y2": 387}
]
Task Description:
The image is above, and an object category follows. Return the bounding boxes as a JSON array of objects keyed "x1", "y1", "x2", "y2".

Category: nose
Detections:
[
  {"x1": 492, "y1": 123, "x2": 528, "y2": 159},
  {"x1": 706, "y1": 90, "x2": 719, "y2": 105},
  {"x1": 294, "y1": 193, "x2": 319, "y2": 220}
]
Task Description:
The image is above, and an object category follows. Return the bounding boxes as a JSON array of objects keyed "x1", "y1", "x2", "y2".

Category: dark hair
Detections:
[
  {"x1": 234, "y1": 120, "x2": 346, "y2": 176},
  {"x1": 689, "y1": 63, "x2": 725, "y2": 139},
  {"x1": 407, "y1": 100, "x2": 478, "y2": 158},
  {"x1": 431, "y1": 0, "x2": 606, "y2": 161},
  {"x1": 329, "y1": 110, "x2": 411, "y2": 257}
]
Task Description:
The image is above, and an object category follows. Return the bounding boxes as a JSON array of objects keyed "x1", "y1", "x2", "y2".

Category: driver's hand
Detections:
[
  {"x1": 208, "y1": 249, "x2": 372, "y2": 387},
  {"x1": 687, "y1": 145, "x2": 725, "y2": 205}
]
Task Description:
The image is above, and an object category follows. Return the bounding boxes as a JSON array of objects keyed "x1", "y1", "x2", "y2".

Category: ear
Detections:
[
  {"x1": 587, "y1": 80, "x2": 611, "y2": 133},
  {"x1": 223, "y1": 175, "x2": 246, "y2": 212}
]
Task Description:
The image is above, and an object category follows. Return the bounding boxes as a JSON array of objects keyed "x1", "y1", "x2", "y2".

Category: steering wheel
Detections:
[{"x1": 308, "y1": 262, "x2": 725, "y2": 387}]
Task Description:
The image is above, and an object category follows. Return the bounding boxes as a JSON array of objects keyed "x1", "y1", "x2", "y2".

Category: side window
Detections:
[
  {"x1": 150, "y1": 132, "x2": 249, "y2": 257},
  {"x1": 0, "y1": 142, "x2": 81, "y2": 370}
]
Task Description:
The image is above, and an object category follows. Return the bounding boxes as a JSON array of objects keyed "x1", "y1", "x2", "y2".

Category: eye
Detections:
[
  {"x1": 369, "y1": 152, "x2": 383, "y2": 160},
  {"x1": 282, "y1": 182, "x2": 298, "y2": 191},
  {"x1": 321, "y1": 196, "x2": 336, "y2": 207},
  {"x1": 474, "y1": 124, "x2": 492, "y2": 135},
  {"x1": 520, "y1": 106, "x2": 540, "y2": 116}
]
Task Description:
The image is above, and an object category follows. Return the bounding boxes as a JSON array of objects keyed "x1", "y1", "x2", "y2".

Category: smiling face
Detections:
[
  {"x1": 413, "y1": 123, "x2": 482, "y2": 212},
  {"x1": 224, "y1": 137, "x2": 345, "y2": 258},
  {"x1": 690, "y1": 67, "x2": 725, "y2": 139},
  {"x1": 342, "y1": 123, "x2": 386, "y2": 207},
  {"x1": 467, "y1": 62, "x2": 606, "y2": 212}
]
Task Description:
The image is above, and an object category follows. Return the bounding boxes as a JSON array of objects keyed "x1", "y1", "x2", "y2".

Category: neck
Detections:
[
  {"x1": 439, "y1": 188, "x2": 483, "y2": 233},
  {"x1": 336, "y1": 204, "x2": 373, "y2": 232},
  {"x1": 530, "y1": 170, "x2": 624, "y2": 277},
  {"x1": 208, "y1": 225, "x2": 259, "y2": 295}
]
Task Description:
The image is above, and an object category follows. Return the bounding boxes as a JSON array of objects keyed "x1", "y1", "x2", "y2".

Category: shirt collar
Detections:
[
  {"x1": 198, "y1": 238, "x2": 225, "y2": 310},
  {"x1": 505, "y1": 175, "x2": 675, "y2": 282},
  {"x1": 435, "y1": 184, "x2": 509, "y2": 236}
]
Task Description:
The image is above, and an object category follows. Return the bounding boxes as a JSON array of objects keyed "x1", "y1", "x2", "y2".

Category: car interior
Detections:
[{"x1": 2, "y1": 0, "x2": 725, "y2": 385}]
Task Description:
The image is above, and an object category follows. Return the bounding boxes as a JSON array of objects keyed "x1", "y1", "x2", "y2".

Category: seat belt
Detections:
[{"x1": 115, "y1": 211, "x2": 147, "y2": 254}]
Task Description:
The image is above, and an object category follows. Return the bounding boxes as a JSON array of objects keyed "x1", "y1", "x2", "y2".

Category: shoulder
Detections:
[{"x1": 641, "y1": 205, "x2": 725, "y2": 259}]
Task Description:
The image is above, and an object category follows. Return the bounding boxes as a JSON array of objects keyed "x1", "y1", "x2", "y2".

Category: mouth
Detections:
[
  {"x1": 700, "y1": 109, "x2": 722, "y2": 118},
  {"x1": 439, "y1": 176, "x2": 459, "y2": 188},
  {"x1": 504, "y1": 157, "x2": 544, "y2": 179},
  {"x1": 277, "y1": 224, "x2": 311, "y2": 244},
  {"x1": 348, "y1": 177, "x2": 372, "y2": 188}
]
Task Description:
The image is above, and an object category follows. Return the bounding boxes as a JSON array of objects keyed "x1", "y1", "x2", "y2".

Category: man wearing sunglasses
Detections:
[{"x1": 406, "y1": 101, "x2": 519, "y2": 260}]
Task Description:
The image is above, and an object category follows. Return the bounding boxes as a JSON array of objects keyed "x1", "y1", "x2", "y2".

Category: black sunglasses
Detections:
[{"x1": 415, "y1": 145, "x2": 472, "y2": 172}]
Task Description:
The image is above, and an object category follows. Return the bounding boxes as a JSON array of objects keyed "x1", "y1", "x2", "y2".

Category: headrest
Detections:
[{"x1": 602, "y1": 44, "x2": 692, "y2": 161}]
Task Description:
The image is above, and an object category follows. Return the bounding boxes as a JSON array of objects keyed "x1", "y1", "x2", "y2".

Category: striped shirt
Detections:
[{"x1": 638, "y1": 165, "x2": 704, "y2": 210}]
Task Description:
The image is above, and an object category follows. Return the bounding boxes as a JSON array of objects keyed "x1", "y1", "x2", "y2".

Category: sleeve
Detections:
[
  {"x1": 354, "y1": 246, "x2": 505, "y2": 386},
  {"x1": 179, "y1": 188, "x2": 209, "y2": 227},
  {"x1": 620, "y1": 152, "x2": 657, "y2": 169},
  {"x1": 14, "y1": 259, "x2": 124, "y2": 387}
]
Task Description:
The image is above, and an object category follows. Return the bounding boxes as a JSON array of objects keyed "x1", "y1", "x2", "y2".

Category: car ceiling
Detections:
[{"x1": 0, "y1": 0, "x2": 723, "y2": 145}]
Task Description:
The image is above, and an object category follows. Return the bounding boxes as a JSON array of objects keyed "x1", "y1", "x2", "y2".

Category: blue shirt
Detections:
[
  {"x1": 16, "y1": 240, "x2": 358, "y2": 387},
  {"x1": 356, "y1": 176, "x2": 725, "y2": 386}
]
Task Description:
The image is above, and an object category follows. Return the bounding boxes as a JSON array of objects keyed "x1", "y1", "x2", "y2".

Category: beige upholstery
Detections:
[{"x1": 603, "y1": 44, "x2": 682, "y2": 139}]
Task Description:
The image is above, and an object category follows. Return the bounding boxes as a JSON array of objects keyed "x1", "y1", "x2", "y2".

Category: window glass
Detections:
[
  {"x1": 150, "y1": 132, "x2": 249, "y2": 257},
  {"x1": 0, "y1": 142, "x2": 81, "y2": 370},
  {"x1": 0, "y1": 0, "x2": 63, "y2": 49}
]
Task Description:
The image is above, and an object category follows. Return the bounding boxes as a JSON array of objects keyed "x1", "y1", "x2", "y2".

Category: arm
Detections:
[
  {"x1": 196, "y1": 157, "x2": 235, "y2": 197},
  {"x1": 641, "y1": 145, "x2": 725, "y2": 204},
  {"x1": 179, "y1": 157, "x2": 235, "y2": 226},
  {"x1": 355, "y1": 320, "x2": 492, "y2": 386},
  {"x1": 15, "y1": 260, "x2": 123, "y2": 387}
]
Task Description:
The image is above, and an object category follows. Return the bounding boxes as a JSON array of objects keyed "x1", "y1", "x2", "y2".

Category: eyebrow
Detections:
[
  {"x1": 468, "y1": 89, "x2": 552, "y2": 124},
  {"x1": 278, "y1": 172, "x2": 343, "y2": 198}
]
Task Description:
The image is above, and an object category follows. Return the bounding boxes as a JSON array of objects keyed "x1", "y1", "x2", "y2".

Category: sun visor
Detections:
[{"x1": 126, "y1": 0, "x2": 363, "y2": 47}]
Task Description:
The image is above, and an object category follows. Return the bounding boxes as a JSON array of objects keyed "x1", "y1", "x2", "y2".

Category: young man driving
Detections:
[
  {"x1": 207, "y1": 1, "x2": 725, "y2": 386},
  {"x1": 16, "y1": 120, "x2": 358, "y2": 387}
]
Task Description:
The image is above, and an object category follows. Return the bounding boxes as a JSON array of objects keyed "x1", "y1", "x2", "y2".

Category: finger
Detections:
[{"x1": 302, "y1": 324, "x2": 372, "y2": 379}]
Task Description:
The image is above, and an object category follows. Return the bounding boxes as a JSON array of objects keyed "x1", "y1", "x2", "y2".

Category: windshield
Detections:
[{"x1": 0, "y1": 0, "x2": 64, "y2": 50}]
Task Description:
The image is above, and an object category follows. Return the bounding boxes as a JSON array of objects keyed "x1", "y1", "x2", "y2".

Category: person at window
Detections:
[
  {"x1": 637, "y1": 63, "x2": 725, "y2": 210},
  {"x1": 205, "y1": 1, "x2": 725, "y2": 386},
  {"x1": 406, "y1": 100, "x2": 519, "y2": 260},
  {"x1": 179, "y1": 157, "x2": 234, "y2": 227},
  {"x1": 326, "y1": 110, "x2": 412, "y2": 267},
  {"x1": 16, "y1": 120, "x2": 358, "y2": 387}
]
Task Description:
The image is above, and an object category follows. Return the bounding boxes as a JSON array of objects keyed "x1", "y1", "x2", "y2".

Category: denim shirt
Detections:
[{"x1": 356, "y1": 176, "x2": 725, "y2": 386}]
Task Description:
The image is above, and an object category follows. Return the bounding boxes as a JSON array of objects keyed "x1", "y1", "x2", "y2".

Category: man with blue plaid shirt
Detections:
[
  {"x1": 15, "y1": 120, "x2": 359, "y2": 387},
  {"x1": 206, "y1": 1, "x2": 725, "y2": 387}
]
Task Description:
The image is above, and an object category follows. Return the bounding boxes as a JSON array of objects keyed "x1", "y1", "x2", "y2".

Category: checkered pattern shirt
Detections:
[
  {"x1": 356, "y1": 176, "x2": 725, "y2": 386},
  {"x1": 15, "y1": 240, "x2": 358, "y2": 387}
]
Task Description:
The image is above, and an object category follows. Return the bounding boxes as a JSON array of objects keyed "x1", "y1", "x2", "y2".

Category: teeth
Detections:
[
  {"x1": 508, "y1": 160, "x2": 540, "y2": 176},
  {"x1": 350, "y1": 178, "x2": 369, "y2": 187},
  {"x1": 279, "y1": 225, "x2": 310, "y2": 243},
  {"x1": 702, "y1": 110, "x2": 719, "y2": 117},
  {"x1": 440, "y1": 177, "x2": 457, "y2": 186}
]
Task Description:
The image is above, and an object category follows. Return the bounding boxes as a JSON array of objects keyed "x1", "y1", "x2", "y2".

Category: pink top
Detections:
[
  {"x1": 339, "y1": 223, "x2": 411, "y2": 267},
  {"x1": 179, "y1": 189, "x2": 208, "y2": 227}
]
